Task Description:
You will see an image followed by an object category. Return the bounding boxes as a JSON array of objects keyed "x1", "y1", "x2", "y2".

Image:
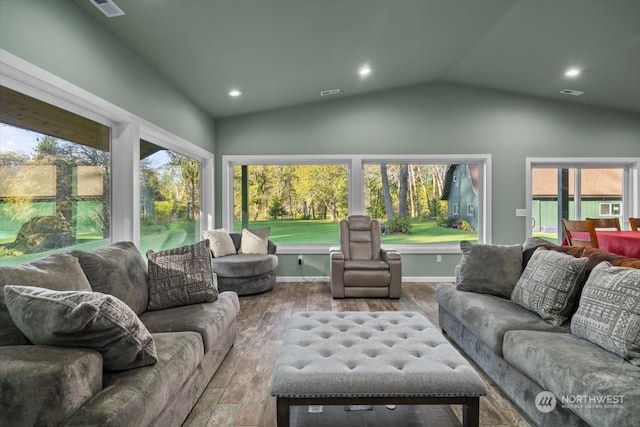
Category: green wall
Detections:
[
  {"x1": 216, "y1": 82, "x2": 640, "y2": 277},
  {"x1": 0, "y1": 0, "x2": 215, "y2": 150}
]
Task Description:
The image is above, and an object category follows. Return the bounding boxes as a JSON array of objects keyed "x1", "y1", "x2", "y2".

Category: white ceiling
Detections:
[{"x1": 74, "y1": 0, "x2": 640, "y2": 118}]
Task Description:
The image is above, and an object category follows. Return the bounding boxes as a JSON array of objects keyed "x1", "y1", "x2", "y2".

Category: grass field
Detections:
[
  {"x1": 1, "y1": 218, "x2": 477, "y2": 265},
  {"x1": 234, "y1": 218, "x2": 477, "y2": 244}
]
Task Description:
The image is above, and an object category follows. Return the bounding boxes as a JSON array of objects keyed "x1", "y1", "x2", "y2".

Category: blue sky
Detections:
[{"x1": 0, "y1": 123, "x2": 40, "y2": 154}]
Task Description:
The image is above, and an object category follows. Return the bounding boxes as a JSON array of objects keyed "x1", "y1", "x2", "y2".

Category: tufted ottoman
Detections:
[{"x1": 270, "y1": 311, "x2": 486, "y2": 427}]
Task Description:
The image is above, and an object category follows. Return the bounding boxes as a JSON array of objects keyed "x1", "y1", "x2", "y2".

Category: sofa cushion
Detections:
[
  {"x1": 65, "y1": 331, "x2": 204, "y2": 426},
  {"x1": 456, "y1": 241, "x2": 523, "y2": 298},
  {"x1": 0, "y1": 345, "x2": 102, "y2": 427},
  {"x1": 239, "y1": 227, "x2": 270, "y2": 254},
  {"x1": 571, "y1": 262, "x2": 640, "y2": 365},
  {"x1": 437, "y1": 283, "x2": 568, "y2": 356},
  {"x1": 511, "y1": 248, "x2": 588, "y2": 326},
  {"x1": 212, "y1": 253, "x2": 278, "y2": 278},
  {"x1": 202, "y1": 228, "x2": 237, "y2": 257},
  {"x1": 140, "y1": 291, "x2": 240, "y2": 353},
  {"x1": 503, "y1": 330, "x2": 640, "y2": 427},
  {"x1": 146, "y1": 240, "x2": 218, "y2": 310},
  {"x1": 70, "y1": 241, "x2": 149, "y2": 315},
  {"x1": 4, "y1": 285, "x2": 157, "y2": 371},
  {"x1": 0, "y1": 253, "x2": 92, "y2": 345}
]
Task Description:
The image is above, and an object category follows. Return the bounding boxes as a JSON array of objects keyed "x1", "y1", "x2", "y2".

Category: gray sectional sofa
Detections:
[
  {"x1": 437, "y1": 238, "x2": 640, "y2": 427},
  {"x1": 0, "y1": 241, "x2": 240, "y2": 427}
]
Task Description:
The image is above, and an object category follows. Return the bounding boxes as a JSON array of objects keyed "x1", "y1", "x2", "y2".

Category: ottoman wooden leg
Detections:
[
  {"x1": 462, "y1": 396, "x2": 480, "y2": 427},
  {"x1": 276, "y1": 397, "x2": 290, "y2": 427}
]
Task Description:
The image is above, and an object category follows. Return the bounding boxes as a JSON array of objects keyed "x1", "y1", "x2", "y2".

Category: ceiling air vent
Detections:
[
  {"x1": 90, "y1": 0, "x2": 125, "y2": 18},
  {"x1": 320, "y1": 89, "x2": 341, "y2": 96},
  {"x1": 560, "y1": 89, "x2": 584, "y2": 96}
]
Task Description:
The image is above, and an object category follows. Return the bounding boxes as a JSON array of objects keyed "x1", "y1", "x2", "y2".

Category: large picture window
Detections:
[
  {"x1": 223, "y1": 155, "x2": 490, "y2": 252},
  {"x1": 230, "y1": 163, "x2": 349, "y2": 244},
  {"x1": 527, "y1": 159, "x2": 640, "y2": 243},
  {"x1": 139, "y1": 140, "x2": 201, "y2": 255},
  {"x1": 1, "y1": 86, "x2": 111, "y2": 265}
]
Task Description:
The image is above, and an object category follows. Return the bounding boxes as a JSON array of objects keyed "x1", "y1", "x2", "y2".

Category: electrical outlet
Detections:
[
  {"x1": 436, "y1": 255, "x2": 442, "y2": 263},
  {"x1": 298, "y1": 255, "x2": 303, "y2": 265}
]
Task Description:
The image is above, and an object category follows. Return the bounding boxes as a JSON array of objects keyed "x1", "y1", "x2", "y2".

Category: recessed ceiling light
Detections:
[
  {"x1": 228, "y1": 89, "x2": 242, "y2": 97},
  {"x1": 358, "y1": 65, "x2": 372, "y2": 78},
  {"x1": 564, "y1": 68, "x2": 581, "y2": 78}
]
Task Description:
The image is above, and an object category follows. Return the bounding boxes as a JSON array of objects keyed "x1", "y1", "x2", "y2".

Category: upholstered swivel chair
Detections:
[{"x1": 330, "y1": 215, "x2": 401, "y2": 299}]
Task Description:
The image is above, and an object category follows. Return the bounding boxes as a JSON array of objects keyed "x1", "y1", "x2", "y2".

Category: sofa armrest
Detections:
[{"x1": 0, "y1": 345, "x2": 102, "y2": 426}]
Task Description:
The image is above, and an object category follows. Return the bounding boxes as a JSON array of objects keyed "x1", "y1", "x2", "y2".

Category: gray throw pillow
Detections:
[
  {"x1": 571, "y1": 262, "x2": 640, "y2": 365},
  {"x1": 0, "y1": 254, "x2": 92, "y2": 346},
  {"x1": 3, "y1": 285, "x2": 157, "y2": 371},
  {"x1": 146, "y1": 240, "x2": 218, "y2": 311},
  {"x1": 70, "y1": 241, "x2": 149, "y2": 315},
  {"x1": 511, "y1": 248, "x2": 589, "y2": 326},
  {"x1": 456, "y1": 240, "x2": 523, "y2": 298}
]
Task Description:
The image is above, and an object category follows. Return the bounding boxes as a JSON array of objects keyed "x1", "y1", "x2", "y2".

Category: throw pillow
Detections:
[
  {"x1": 521, "y1": 237, "x2": 585, "y2": 270},
  {"x1": 239, "y1": 227, "x2": 270, "y2": 255},
  {"x1": 511, "y1": 248, "x2": 589, "y2": 326},
  {"x1": 146, "y1": 240, "x2": 218, "y2": 311},
  {"x1": 70, "y1": 241, "x2": 149, "y2": 315},
  {"x1": 3, "y1": 285, "x2": 157, "y2": 371},
  {"x1": 571, "y1": 262, "x2": 640, "y2": 366},
  {"x1": 456, "y1": 240, "x2": 523, "y2": 299},
  {"x1": 0, "y1": 253, "x2": 92, "y2": 346},
  {"x1": 202, "y1": 228, "x2": 237, "y2": 257}
]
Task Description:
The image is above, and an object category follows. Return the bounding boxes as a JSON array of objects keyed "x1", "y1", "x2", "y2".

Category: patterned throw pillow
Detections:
[
  {"x1": 146, "y1": 240, "x2": 218, "y2": 311},
  {"x1": 3, "y1": 285, "x2": 157, "y2": 371},
  {"x1": 456, "y1": 240, "x2": 523, "y2": 299},
  {"x1": 202, "y1": 228, "x2": 237, "y2": 257},
  {"x1": 572, "y1": 262, "x2": 640, "y2": 365},
  {"x1": 239, "y1": 228, "x2": 270, "y2": 255},
  {"x1": 511, "y1": 248, "x2": 589, "y2": 326}
]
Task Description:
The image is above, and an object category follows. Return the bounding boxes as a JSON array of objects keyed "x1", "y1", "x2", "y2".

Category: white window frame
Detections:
[
  {"x1": 467, "y1": 203, "x2": 475, "y2": 217},
  {"x1": 452, "y1": 203, "x2": 460, "y2": 216},
  {"x1": 1, "y1": 49, "x2": 214, "y2": 248},
  {"x1": 222, "y1": 154, "x2": 491, "y2": 254},
  {"x1": 525, "y1": 157, "x2": 640, "y2": 236}
]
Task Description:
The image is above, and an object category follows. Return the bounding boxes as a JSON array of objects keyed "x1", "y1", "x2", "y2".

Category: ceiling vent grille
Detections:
[
  {"x1": 560, "y1": 89, "x2": 584, "y2": 96},
  {"x1": 90, "y1": 0, "x2": 125, "y2": 18},
  {"x1": 320, "y1": 89, "x2": 341, "y2": 96}
]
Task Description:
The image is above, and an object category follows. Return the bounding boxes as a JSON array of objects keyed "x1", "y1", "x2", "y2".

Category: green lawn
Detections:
[
  {"x1": 235, "y1": 219, "x2": 477, "y2": 244},
  {"x1": 1, "y1": 218, "x2": 476, "y2": 266}
]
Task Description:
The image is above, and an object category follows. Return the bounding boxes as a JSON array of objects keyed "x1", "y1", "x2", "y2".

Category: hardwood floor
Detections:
[{"x1": 182, "y1": 282, "x2": 533, "y2": 427}]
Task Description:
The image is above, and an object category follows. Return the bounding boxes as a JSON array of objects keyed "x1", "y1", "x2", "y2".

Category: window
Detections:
[
  {"x1": 1, "y1": 87, "x2": 111, "y2": 265},
  {"x1": 527, "y1": 159, "x2": 639, "y2": 243},
  {"x1": 599, "y1": 203, "x2": 621, "y2": 216},
  {"x1": 223, "y1": 155, "x2": 490, "y2": 252},
  {"x1": 228, "y1": 162, "x2": 349, "y2": 244},
  {"x1": 467, "y1": 203, "x2": 475, "y2": 216},
  {"x1": 139, "y1": 139, "x2": 201, "y2": 256}
]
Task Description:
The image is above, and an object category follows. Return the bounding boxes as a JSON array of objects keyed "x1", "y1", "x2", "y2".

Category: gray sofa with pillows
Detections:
[
  {"x1": 0, "y1": 240, "x2": 240, "y2": 427},
  {"x1": 437, "y1": 237, "x2": 640, "y2": 427}
]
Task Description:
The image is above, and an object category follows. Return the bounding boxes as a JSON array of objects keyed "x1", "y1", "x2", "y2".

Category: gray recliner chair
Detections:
[{"x1": 330, "y1": 215, "x2": 402, "y2": 299}]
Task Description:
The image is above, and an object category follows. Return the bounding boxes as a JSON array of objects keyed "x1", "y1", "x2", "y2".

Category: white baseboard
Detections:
[{"x1": 276, "y1": 276, "x2": 455, "y2": 283}]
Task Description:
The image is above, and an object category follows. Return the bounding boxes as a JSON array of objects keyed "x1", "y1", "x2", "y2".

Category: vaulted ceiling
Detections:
[{"x1": 74, "y1": 0, "x2": 640, "y2": 118}]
